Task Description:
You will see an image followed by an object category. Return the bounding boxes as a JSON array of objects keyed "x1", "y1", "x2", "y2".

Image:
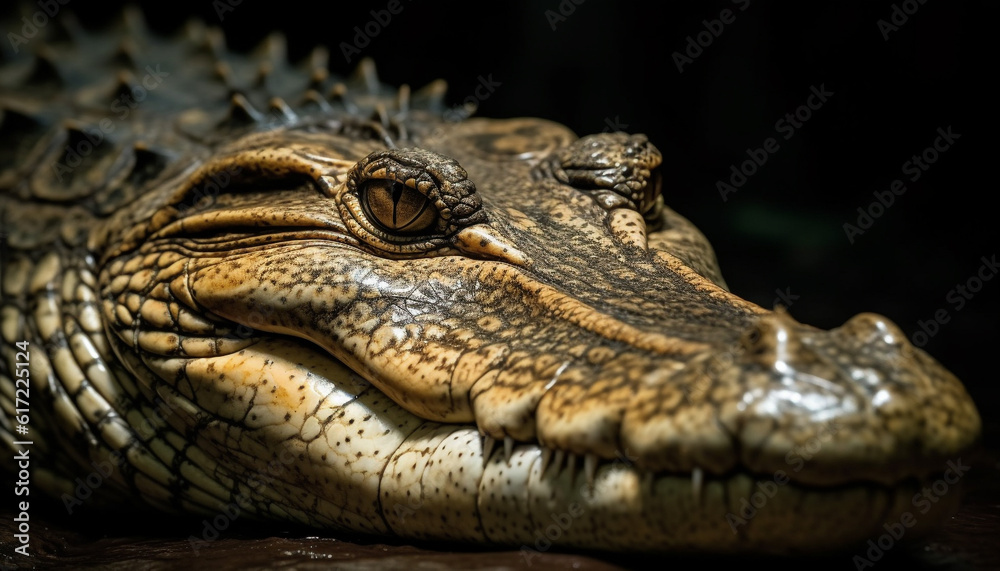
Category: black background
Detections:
[{"x1": 7, "y1": 0, "x2": 997, "y2": 430}]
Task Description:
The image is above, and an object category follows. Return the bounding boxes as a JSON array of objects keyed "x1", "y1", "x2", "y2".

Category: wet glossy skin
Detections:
[{"x1": 0, "y1": 11, "x2": 981, "y2": 553}]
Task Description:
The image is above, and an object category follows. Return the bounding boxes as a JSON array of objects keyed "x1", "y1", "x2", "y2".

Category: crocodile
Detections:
[{"x1": 0, "y1": 9, "x2": 981, "y2": 555}]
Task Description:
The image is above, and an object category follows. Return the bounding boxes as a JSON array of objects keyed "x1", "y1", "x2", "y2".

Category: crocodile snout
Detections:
[{"x1": 622, "y1": 309, "x2": 980, "y2": 486}]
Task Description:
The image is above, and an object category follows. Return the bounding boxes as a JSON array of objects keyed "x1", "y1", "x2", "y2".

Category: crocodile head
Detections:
[
  {"x1": 1, "y1": 13, "x2": 977, "y2": 553},
  {"x1": 92, "y1": 106, "x2": 980, "y2": 551}
]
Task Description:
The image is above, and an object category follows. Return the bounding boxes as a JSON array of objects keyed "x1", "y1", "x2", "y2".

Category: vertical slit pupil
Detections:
[{"x1": 390, "y1": 182, "x2": 405, "y2": 226}]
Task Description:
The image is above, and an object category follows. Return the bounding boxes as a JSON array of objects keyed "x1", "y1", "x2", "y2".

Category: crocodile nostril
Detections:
[{"x1": 836, "y1": 312, "x2": 911, "y2": 349}]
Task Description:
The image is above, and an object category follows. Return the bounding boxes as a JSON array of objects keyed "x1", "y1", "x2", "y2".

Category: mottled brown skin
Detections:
[{"x1": 0, "y1": 9, "x2": 982, "y2": 554}]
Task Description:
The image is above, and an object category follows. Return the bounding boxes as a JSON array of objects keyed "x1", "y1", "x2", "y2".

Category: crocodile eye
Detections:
[{"x1": 360, "y1": 179, "x2": 437, "y2": 234}]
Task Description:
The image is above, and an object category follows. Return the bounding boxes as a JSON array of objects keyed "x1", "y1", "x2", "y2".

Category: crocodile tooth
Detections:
[
  {"x1": 538, "y1": 447, "x2": 552, "y2": 477},
  {"x1": 482, "y1": 436, "x2": 496, "y2": 464},
  {"x1": 584, "y1": 453, "x2": 598, "y2": 488},
  {"x1": 503, "y1": 436, "x2": 514, "y2": 463},
  {"x1": 692, "y1": 467, "x2": 704, "y2": 506},
  {"x1": 566, "y1": 453, "x2": 578, "y2": 484},
  {"x1": 552, "y1": 449, "x2": 565, "y2": 476}
]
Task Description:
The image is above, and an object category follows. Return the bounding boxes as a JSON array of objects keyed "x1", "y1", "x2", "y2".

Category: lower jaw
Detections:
[{"x1": 383, "y1": 436, "x2": 962, "y2": 554}]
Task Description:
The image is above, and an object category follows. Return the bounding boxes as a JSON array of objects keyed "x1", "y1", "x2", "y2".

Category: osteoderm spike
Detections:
[
  {"x1": 0, "y1": 106, "x2": 42, "y2": 132},
  {"x1": 254, "y1": 31, "x2": 287, "y2": 64},
  {"x1": 268, "y1": 97, "x2": 296, "y2": 122},
  {"x1": 352, "y1": 58, "x2": 380, "y2": 95},
  {"x1": 214, "y1": 62, "x2": 235, "y2": 88},
  {"x1": 413, "y1": 79, "x2": 448, "y2": 112},
  {"x1": 396, "y1": 84, "x2": 410, "y2": 115},
  {"x1": 255, "y1": 62, "x2": 272, "y2": 86},
  {"x1": 46, "y1": 10, "x2": 82, "y2": 43},
  {"x1": 183, "y1": 19, "x2": 206, "y2": 44},
  {"x1": 122, "y1": 5, "x2": 148, "y2": 36},
  {"x1": 128, "y1": 143, "x2": 173, "y2": 184},
  {"x1": 25, "y1": 51, "x2": 61, "y2": 86},
  {"x1": 112, "y1": 70, "x2": 140, "y2": 101},
  {"x1": 111, "y1": 38, "x2": 139, "y2": 68},
  {"x1": 328, "y1": 83, "x2": 359, "y2": 114},
  {"x1": 503, "y1": 437, "x2": 514, "y2": 463},
  {"x1": 372, "y1": 104, "x2": 390, "y2": 129},
  {"x1": 309, "y1": 67, "x2": 329, "y2": 88},
  {"x1": 308, "y1": 45, "x2": 329, "y2": 72},
  {"x1": 301, "y1": 90, "x2": 333, "y2": 113},
  {"x1": 225, "y1": 93, "x2": 264, "y2": 125},
  {"x1": 204, "y1": 27, "x2": 226, "y2": 58}
]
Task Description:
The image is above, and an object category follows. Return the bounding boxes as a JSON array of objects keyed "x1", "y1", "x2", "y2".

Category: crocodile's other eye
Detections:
[{"x1": 360, "y1": 179, "x2": 437, "y2": 234}]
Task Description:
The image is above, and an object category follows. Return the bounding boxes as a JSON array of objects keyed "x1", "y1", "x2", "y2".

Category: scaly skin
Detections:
[{"x1": 0, "y1": 8, "x2": 981, "y2": 554}]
